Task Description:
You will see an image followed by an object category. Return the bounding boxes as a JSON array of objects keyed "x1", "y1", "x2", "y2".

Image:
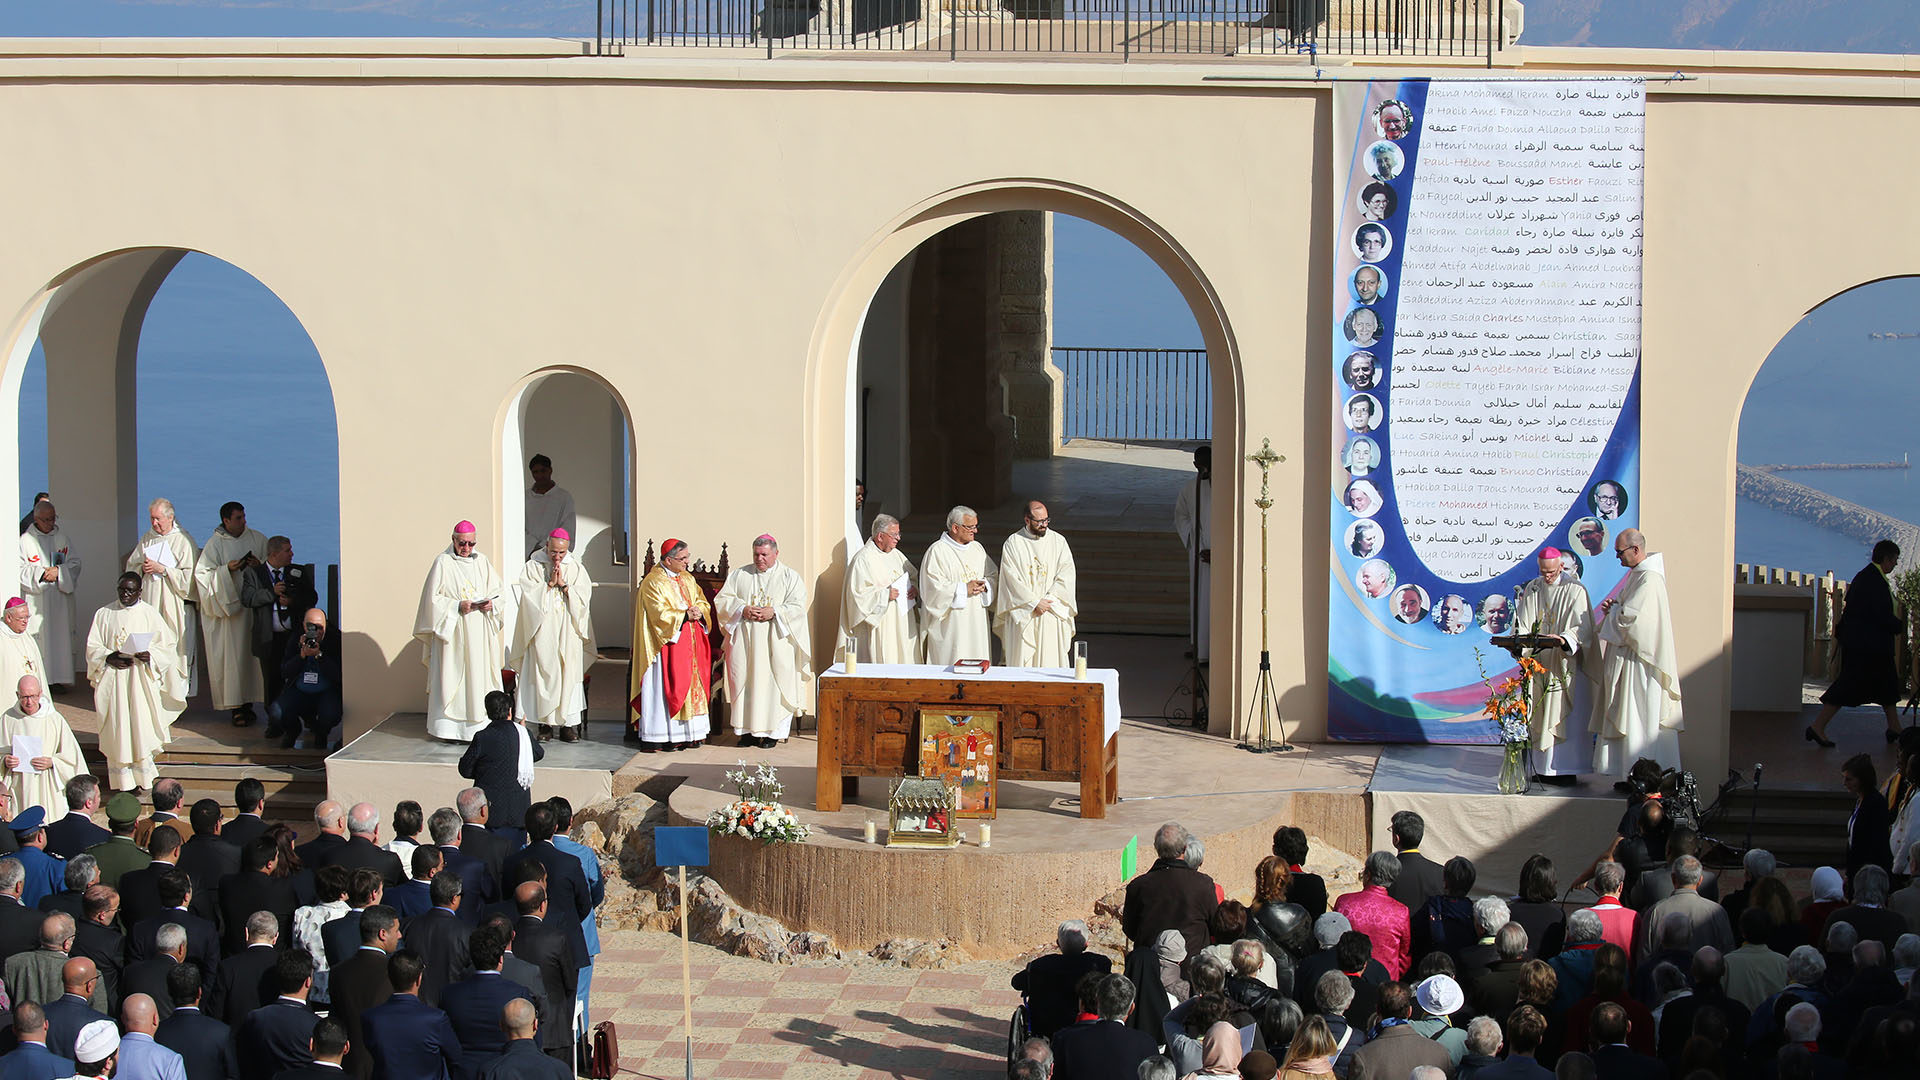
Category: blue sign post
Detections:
[{"x1": 655, "y1": 827, "x2": 710, "y2": 1080}]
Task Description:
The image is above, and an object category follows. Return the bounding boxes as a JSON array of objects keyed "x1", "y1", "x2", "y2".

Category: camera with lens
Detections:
[{"x1": 303, "y1": 624, "x2": 324, "y2": 649}]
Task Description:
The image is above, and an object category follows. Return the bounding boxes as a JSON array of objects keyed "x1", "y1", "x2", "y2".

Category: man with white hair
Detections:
[
  {"x1": 0, "y1": 597, "x2": 45, "y2": 702},
  {"x1": 1891, "y1": 933, "x2": 1920, "y2": 987},
  {"x1": 1721, "y1": 848, "x2": 1776, "y2": 928},
  {"x1": 995, "y1": 501, "x2": 1078, "y2": 668},
  {"x1": 1548, "y1": 909, "x2": 1606, "y2": 1006},
  {"x1": 1581, "y1": 861, "x2": 1634, "y2": 954},
  {"x1": 715, "y1": 535, "x2": 812, "y2": 749},
  {"x1": 18, "y1": 499, "x2": 80, "y2": 689},
  {"x1": 320, "y1": 802, "x2": 405, "y2": 886},
  {"x1": 840, "y1": 514, "x2": 921, "y2": 664},
  {"x1": 1459, "y1": 1015, "x2": 1503, "y2": 1074},
  {"x1": 1822, "y1": 864, "x2": 1907, "y2": 951},
  {"x1": 1458, "y1": 896, "x2": 1511, "y2": 984},
  {"x1": 1310, "y1": 970, "x2": 1360, "y2": 1076},
  {"x1": 193, "y1": 501, "x2": 269, "y2": 726},
  {"x1": 920, "y1": 506, "x2": 998, "y2": 667},
  {"x1": 1635, "y1": 855, "x2": 1731, "y2": 964},
  {"x1": 0, "y1": 675, "x2": 83, "y2": 818},
  {"x1": 127, "y1": 497, "x2": 199, "y2": 698},
  {"x1": 1746, "y1": 946, "x2": 1830, "y2": 1049},
  {"x1": 508, "y1": 527, "x2": 595, "y2": 742},
  {"x1": 1010, "y1": 919, "x2": 1112, "y2": 1040},
  {"x1": 87, "y1": 573, "x2": 186, "y2": 792},
  {"x1": 415, "y1": 521, "x2": 506, "y2": 743},
  {"x1": 1781, "y1": 1001, "x2": 1823, "y2": 1052},
  {"x1": 1594, "y1": 528, "x2": 1684, "y2": 775},
  {"x1": 1508, "y1": 546, "x2": 1599, "y2": 783},
  {"x1": 1120, "y1": 822, "x2": 1217, "y2": 958}
]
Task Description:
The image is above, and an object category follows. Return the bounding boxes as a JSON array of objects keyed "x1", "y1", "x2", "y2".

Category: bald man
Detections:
[
  {"x1": 43, "y1": 956, "x2": 111, "y2": 1060},
  {"x1": 509, "y1": 883, "x2": 577, "y2": 1063},
  {"x1": 117, "y1": 992, "x2": 189, "y2": 1078},
  {"x1": 0, "y1": 675, "x2": 85, "y2": 818},
  {"x1": 479, "y1": 996, "x2": 571, "y2": 1078},
  {"x1": 1595, "y1": 529, "x2": 1684, "y2": 777}
]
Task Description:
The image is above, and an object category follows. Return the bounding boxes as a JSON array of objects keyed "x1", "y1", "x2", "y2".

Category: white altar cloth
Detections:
[{"x1": 818, "y1": 662, "x2": 1122, "y2": 742}]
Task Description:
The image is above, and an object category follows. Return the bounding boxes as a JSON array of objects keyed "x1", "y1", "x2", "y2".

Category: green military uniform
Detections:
[{"x1": 83, "y1": 793, "x2": 153, "y2": 889}]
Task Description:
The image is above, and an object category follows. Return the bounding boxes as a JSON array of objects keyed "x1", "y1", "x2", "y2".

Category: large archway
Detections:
[{"x1": 804, "y1": 182, "x2": 1245, "y2": 733}]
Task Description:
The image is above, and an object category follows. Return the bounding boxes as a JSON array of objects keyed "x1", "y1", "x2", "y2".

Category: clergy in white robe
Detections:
[
  {"x1": 88, "y1": 573, "x2": 186, "y2": 792},
  {"x1": 1174, "y1": 445, "x2": 1212, "y2": 662},
  {"x1": 715, "y1": 536, "x2": 811, "y2": 745},
  {"x1": 994, "y1": 501, "x2": 1080, "y2": 668},
  {"x1": 0, "y1": 599, "x2": 45, "y2": 699},
  {"x1": 839, "y1": 514, "x2": 921, "y2": 664},
  {"x1": 0, "y1": 675, "x2": 85, "y2": 818},
  {"x1": 920, "y1": 506, "x2": 999, "y2": 668},
  {"x1": 416, "y1": 523, "x2": 507, "y2": 742},
  {"x1": 524, "y1": 455, "x2": 578, "y2": 557},
  {"x1": 18, "y1": 501, "x2": 80, "y2": 685},
  {"x1": 126, "y1": 498, "x2": 200, "y2": 698},
  {"x1": 628, "y1": 538, "x2": 712, "y2": 749},
  {"x1": 1509, "y1": 547, "x2": 1600, "y2": 779},
  {"x1": 1594, "y1": 529, "x2": 1684, "y2": 778},
  {"x1": 508, "y1": 529, "x2": 595, "y2": 736},
  {"x1": 193, "y1": 502, "x2": 269, "y2": 716}
]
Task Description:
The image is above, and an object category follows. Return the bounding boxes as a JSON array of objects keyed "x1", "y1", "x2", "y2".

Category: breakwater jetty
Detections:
[
  {"x1": 1751, "y1": 455, "x2": 1910, "y2": 472},
  {"x1": 1736, "y1": 464, "x2": 1920, "y2": 564}
]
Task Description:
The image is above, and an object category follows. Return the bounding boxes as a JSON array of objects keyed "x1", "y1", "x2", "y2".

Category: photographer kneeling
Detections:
[{"x1": 269, "y1": 607, "x2": 343, "y2": 750}]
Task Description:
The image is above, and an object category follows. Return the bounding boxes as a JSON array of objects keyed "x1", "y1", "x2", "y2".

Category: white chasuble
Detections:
[
  {"x1": 508, "y1": 551, "x2": 595, "y2": 729},
  {"x1": 1512, "y1": 571, "x2": 1600, "y2": 776},
  {"x1": 18, "y1": 526, "x2": 80, "y2": 683},
  {"x1": 86, "y1": 599, "x2": 184, "y2": 791},
  {"x1": 994, "y1": 529, "x2": 1079, "y2": 668},
  {"x1": 0, "y1": 627, "x2": 44, "y2": 702},
  {"x1": 416, "y1": 547, "x2": 506, "y2": 741},
  {"x1": 194, "y1": 527, "x2": 269, "y2": 710},
  {"x1": 1595, "y1": 552, "x2": 1684, "y2": 778},
  {"x1": 839, "y1": 541, "x2": 921, "y2": 664},
  {"x1": 716, "y1": 562, "x2": 812, "y2": 739},
  {"x1": 127, "y1": 527, "x2": 200, "y2": 697},
  {"x1": 920, "y1": 535, "x2": 998, "y2": 668},
  {"x1": 1175, "y1": 476, "x2": 1211, "y2": 662},
  {"x1": 0, "y1": 699, "x2": 84, "y2": 817}
]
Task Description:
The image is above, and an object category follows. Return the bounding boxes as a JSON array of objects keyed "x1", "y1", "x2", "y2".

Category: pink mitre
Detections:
[
  {"x1": 3, "y1": 597, "x2": 23, "y2": 610},
  {"x1": 1539, "y1": 547, "x2": 1563, "y2": 560},
  {"x1": 453, "y1": 520, "x2": 476, "y2": 534},
  {"x1": 549, "y1": 528, "x2": 571, "y2": 541}
]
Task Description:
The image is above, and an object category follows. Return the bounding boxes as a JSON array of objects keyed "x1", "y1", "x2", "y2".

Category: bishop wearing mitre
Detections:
[
  {"x1": 416, "y1": 522, "x2": 505, "y2": 743},
  {"x1": 1, "y1": 675, "x2": 84, "y2": 818},
  {"x1": 509, "y1": 528, "x2": 595, "y2": 741},
  {"x1": 1595, "y1": 528, "x2": 1684, "y2": 777},
  {"x1": 194, "y1": 501, "x2": 269, "y2": 725},
  {"x1": 18, "y1": 500, "x2": 80, "y2": 687},
  {"x1": 921, "y1": 506, "x2": 998, "y2": 667},
  {"x1": 995, "y1": 501, "x2": 1079, "y2": 668},
  {"x1": 127, "y1": 497, "x2": 200, "y2": 697},
  {"x1": 839, "y1": 514, "x2": 921, "y2": 664},
  {"x1": 1509, "y1": 547, "x2": 1599, "y2": 783},
  {"x1": 88, "y1": 572, "x2": 186, "y2": 792},
  {"x1": 0, "y1": 599, "x2": 45, "y2": 698},
  {"x1": 628, "y1": 537, "x2": 712, "y2": 752},
  {"x1": 715, "y1": 535, "x2": 811, "y2": 748}
]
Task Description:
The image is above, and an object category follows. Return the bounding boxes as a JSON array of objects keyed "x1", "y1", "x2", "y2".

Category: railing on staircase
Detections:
[{"x1": 1055, "y1": 346, "x2": 1211, "y2": 444}]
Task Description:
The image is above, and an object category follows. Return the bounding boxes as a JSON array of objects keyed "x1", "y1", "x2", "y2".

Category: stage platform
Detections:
[{"x1": 326, "y1": 712, "x2": 637, "y2": 815}]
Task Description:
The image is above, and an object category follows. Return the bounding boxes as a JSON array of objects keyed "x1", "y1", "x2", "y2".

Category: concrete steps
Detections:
[
  {"x1": 75, "y1": 723, "x2": 329, "y2": 819},
  {"x1": 1709, "y1": 786, "x2": 1853, "y2": 869}
]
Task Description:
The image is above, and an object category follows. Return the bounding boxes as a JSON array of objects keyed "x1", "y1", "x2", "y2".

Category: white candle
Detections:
[
  {"x1": 844, "y1": 635, "x2": 859, "y2": 675},
  {"x1": 1073, "y1": 640, "x2": 1088, "y2": 680},
  {"x1": 980, "y1": 824, "x2": 992, "y2": 847},
  {"x1": 864, "y1": 820, "x2": 877, "y2": 843}
]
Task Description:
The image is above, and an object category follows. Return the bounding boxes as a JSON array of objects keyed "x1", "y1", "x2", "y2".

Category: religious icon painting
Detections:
[{"x1": 917, "y1": 709, "x2": 998, "y2": 819}]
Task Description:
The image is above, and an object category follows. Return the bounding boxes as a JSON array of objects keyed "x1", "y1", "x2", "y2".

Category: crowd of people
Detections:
[
  {"x1": 0, "y1": 764, "x2": 604, "y2": 1079},
  {"x1": 1010, "y1": 788, "x2": 1920, "y2": 1080}
]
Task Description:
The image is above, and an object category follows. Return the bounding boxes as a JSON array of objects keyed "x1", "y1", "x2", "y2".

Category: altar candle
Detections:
[
  {"x1": 1073, "y1": 640, "x2": 1088, "y2": 681},
  {"x1": 980, "y1": 824, "x2": 992, "y2": 847},
  {"x1": 844, "y1": 635, "x2": 858, "y2": 675},
  {"x1": 864, "y1": 820, "x2": 877, "y2": 844}
]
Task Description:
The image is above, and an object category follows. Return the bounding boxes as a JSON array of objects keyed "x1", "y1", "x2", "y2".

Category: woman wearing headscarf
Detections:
[
  {"x1": 1799, "y1": 866, "x2": 1848, "y2": 942},
  {"x1": 1182, "y1": 1021, "x2": 1245, "y2": 1080}
]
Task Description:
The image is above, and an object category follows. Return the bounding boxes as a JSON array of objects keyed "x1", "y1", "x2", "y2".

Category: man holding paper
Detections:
[
  {"x1": 18, "y1": 500, "x2": 80, "y2": 688},
  {"x1": 921, "y1": 506, "x2": 998, "y2": 667},
  {"x1": 126, "y1": 498, "x2": 199, "y2": 698},
  {"x1": 415, "y1": 521, "x2": 506, "y2": 743},
  {"x1": 87, "y1": 572, "x2": 186, "y2": 792},
  {"x1": 1, "y1": 674, "x2": 84, "y2": 818},
  {"x1": 194, "y1": 501, "x2": 270, "y2": 726},
  {"x1": 0, "y1": 597, "x2": 45, "y2": 699},
  {"x1": 839, "y1": 514, "x2": 921, "y2": 664}
]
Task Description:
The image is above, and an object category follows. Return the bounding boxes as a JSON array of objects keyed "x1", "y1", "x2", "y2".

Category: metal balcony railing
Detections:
[{"x1": 1055, "y1": 346, "x2": 1212, "y2": 443}]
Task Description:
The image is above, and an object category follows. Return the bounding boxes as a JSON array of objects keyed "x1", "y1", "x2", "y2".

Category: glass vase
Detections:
[{"x1": 1498, "y1": 742, "x2": 1530, "y2": 795}]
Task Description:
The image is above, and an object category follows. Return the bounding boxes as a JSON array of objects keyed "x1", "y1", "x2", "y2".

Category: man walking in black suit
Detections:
[
  {"x1": 429, "y1": 806, "x2": 496, "y2": 920},
  {"x1": 209, "y1": 911, "x2": 282, "y2": 1025},
  {"x1": 388, "y1": 847, "x2": 437, "y2": 919},
  {"x1": 220, "y1": 778, "x2": 270, "y2": 852},
  {"x1": 121, "y1": 921, "x2": 188, "y2": 1022},
  {"x1": 458, "y1": 692, "x2": 540, "y2": 850},
  {"x1": 500, "y1": 804, "x2": 591, "y2": 975},
  {"x1": 43, "y1": 776, "x2": 110, "y2": 859},
  {"x1": 320, "y1": 803, "x2": 405, "y2": 887},
  {"x1": 330, "y1": 905, "x2": 400, "y2": 1080},
  {"x1": 441, "y1": 927, "x2": 541, "y2": 1077},
  {"x1": 127, "y1": 869, "x2": 220, "y2": 976},
  {"x1": 1051, "y1": 973, "x2": 1158, "y2": 1080},
  {"x1": 177, "y1": 799, "x2": 240, "y2": 925},
  {"x1": 241, "y1": 537, "x2": 317, "y2": 732},
  {"x1": 118, "y1": 826, "x2": 188, "y2": 929},
  {"x1": 478, "y1": 997, "x2": 571, "y2": 1080},
  {"x1": 508, "y1": 882, "x2": 577, "y2": 1064},
  {"x1": 157, "y1": 962, "x2": 240, "y2": 1080},
  {"x1": 403, "y1": 872, "x2": 473, "y2": 1006},
  {"x1": 361, "y1": 949, "x2": 464, "y2": 1080},
  {"x1": 218, "y1": 836, "x2": 298, "y2": 954},
  {"x1": 236, "y1": 949, "x2": 320, "y2": 1078}
]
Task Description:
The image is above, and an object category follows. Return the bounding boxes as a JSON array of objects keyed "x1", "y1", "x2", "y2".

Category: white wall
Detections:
[{"x1": 520, "y1": 373, "x2": 631, "y2": 649}]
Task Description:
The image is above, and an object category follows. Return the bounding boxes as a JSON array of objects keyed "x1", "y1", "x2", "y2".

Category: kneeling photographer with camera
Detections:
[{"x1": 269, "y1": 607, "x2": 343, "y2": 749}]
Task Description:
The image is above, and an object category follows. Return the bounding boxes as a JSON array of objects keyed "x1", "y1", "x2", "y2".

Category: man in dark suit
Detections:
[
  {"x1": 1653, "y1": 948, "x2": 1750, "y2": 1066},
  {"x1": 1050, "y1": 973, "x2": 1157, "y2": 1080},
  {"x1": 1586, "y1": 999, "x2": 1669, "y2": 1080},
  {"x1": 42, "y1": 957, "x2": 112, "y2": 1060},
  {"x1": 500, "y1": 804, "x2": 591, "y2": 974},
  {"x1": 241, "y1": 539, "x2": 317, "y2": 728},
  {"x1": 388, "y1": 847, "x2": 437, "y2": 920},
  {"x1": 440, "y1": 928, "x2": 540, "y2": 1078},
  {"x1": 177, "y1": 800, "x2": 241, "y2": 927},
  {"x1": 218, "y1": 836, "x2": 298, "y2": 954},
  {"x1": 1385, "y1": 810, "x2": 1447, "y2": 917},
  {"x1": 1009, "y1": 921, "x2": 1112, "y2": 1040},
  {"x1": 118, "y1": 825, "x2": 189, "y2": 929},
  {"x1": 272, "y1": 1016, "x2": 352, "y2": 1080},
  {"x1": 1119, "y1": 822, "x2": 1218, "y2": 959},
  {"x1": 476, "y1": 997, "x2": 569, "y2": 1080},
  {"x1": 1821, "y1": 865, "x2": 1907, "y2": 951},
  {"x1": 0, "y1": 1000, "x2": 75, "y2": 1080},
  {"x1": 1274, "y1": 825, "x2": 1329, "y2": 919},
  {"x1": 404, "y1": 872, "x2": 474, "y2": 1006},
  {"x1": 329, "y1": 905, "x2": 400, "y2": 1080},
  {"x1": 508, "y1": 883, "x2": 577, "y2": 1062},
  {"x1": 1807, "y1": 539, "x2": 1905, "y2": 749},
  {"x1": 235, "y1": 949, "x2": 320, "y2": 1079},
  {"x1": 72, "y1": 885, "x2": 125, "y2": 1008},
  {"x1": 456, "y1": 789, "x2": 509, "y2": 891},
  {"x1": 37, "y1": 854, "x2": 96, "y2": 923},
  {"x1": 458, "y1": 692, "x2": 542, "y2": 849},
  {"x1": 269, "y1": 606, "x2": 343, "y2": 751},
  {"x1": 156, "y1": 962, "x2": 239, "y2": 1080},
  {"x1": 127, "y1": 869, "x2": 220, "y2": 976},
  {"x1": 481, "y1": 915, "x2": 548, "y2": 1025},
  {"x1": 42, "y1": 776, "x2": 110, "y2": 860},
  {"x1": 319, "y1": 804, "x2": 404, "y2": 887},
  {"x1": 429, "y1": 807, "x2": 496, "y2": 922},
  {"x1": 209, "y1": 911, "x2": 282, "y2": 1025},
  {"x1": 322, "y1": 868, "x2": 387, "y2": 969},
  {"x1": 219, "y1": 778, "x2": 270, "y2": 853},
  {"x1": 1473, "y1": 1004, "x2": 1555, "y2": 1079},
  {"x1": 120, "y1": 921, "x2": 188, "y2": 1022},
  {"x1": 361, "y1": 949, "x2": 462, "y2": 1080},
  {"x1": 1346, "y1": 981, "x2": 1452, "y2": 1080},
  {"x1": 0, "y1": 855, "x2": 46, "y2": 956},
  {"x1": 295, "y1": 802, "x2": 348, "y2": 870}
]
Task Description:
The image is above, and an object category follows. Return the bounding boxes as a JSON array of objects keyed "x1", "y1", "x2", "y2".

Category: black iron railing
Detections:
[
  {"x1": 1056, "y1": 346, "x2": 1211, "y2": 443},
  {"x1": 595, "y1": 0, "x2": 1510, "y2": 62}
]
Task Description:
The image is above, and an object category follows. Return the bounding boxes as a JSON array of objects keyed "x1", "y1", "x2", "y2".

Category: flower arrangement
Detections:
[
  {"x1": 1477, "y1": 647, "x2": 1547, "y2": 795},
  {"x1": 705, "y1": 760, "x2": 810, "y2": 845}
]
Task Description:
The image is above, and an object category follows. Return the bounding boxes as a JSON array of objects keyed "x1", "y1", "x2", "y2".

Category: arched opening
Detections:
[{"x1": 807, "y1": 183, "x2": 1243, "y2": 733}]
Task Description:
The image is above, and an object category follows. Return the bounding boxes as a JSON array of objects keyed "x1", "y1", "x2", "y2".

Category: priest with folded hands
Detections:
[
  {"x1": 839, "y1": 514, "x2": 921, "y2": 664},
  {"x1": 716, "y1": 535, "x2": 811, "y2": 748},
  {"x1": 921, "y1": 507, "x2": 998, "y2": 667},
  {"x1": 509, "y1": 528, "x2": 595, "y2": 742},
  {"x1": 628, "y1": 537, "x2": 712, "y2": 753},
  {"x1": 416, "y1": 521, "x2": 505, "y2": 743},
  {"x1": 994, "y1": 500, "x2": 1079, "y2": 668}
]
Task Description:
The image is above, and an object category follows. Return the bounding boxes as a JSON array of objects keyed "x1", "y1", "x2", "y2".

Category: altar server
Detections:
[
  {"x1": 1, "y1": 675, "x2": 84, "y2": 817},
  {"x1": 995, "y1": 501, "x2": 1079, "y2": 668},
  {"x1": 921, "y1": 506, "x2": 998, "y2": 667},
  {"x1": 126, "y1": 498, "x2": 199, "y2": 697},
  {"x1": 416, "y1": 522, "x2": 506, "y2": 742},
  {"x1": 1595, "y1": 528, "x2": 1684, "y2": 777},
  {"x1": 715, "y1": 535, "x2": 811, "y2": 748},
  {"x1": 523, "y1": 453, "x2": 577, "y2": 558},
  {"x1": 194, "y1": 501, "x2": 269, "y2": 725},
  {"x1": 839, "y1": 514, "x2": 921, "y2": 664},
  {"x1": 88, "y1": 572, "x2": 185, "y2": 791},
  {"x1": 509, "y1": 528, "x2": 594, "y2": 741},
  {"x1": 18, "y1": 500, "x2": 80, "y2": 687},
  {"x1": 0, "y1": 598, "x2": 45, "y2": 698},
  {"x1": 628, "y1": 537, "x2": 712, "y2": 752},
  {"x1": 1511, "y1": 547, "x2": 1599, "y2": 782},
  {"x1": 1174, "y1": 444, "x2": 1212, "y2": 663}
]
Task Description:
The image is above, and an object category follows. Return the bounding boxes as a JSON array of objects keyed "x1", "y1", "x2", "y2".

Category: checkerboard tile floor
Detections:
[{"x1": 591, "y1": 930, "x2": 1025, "y2": 1078}]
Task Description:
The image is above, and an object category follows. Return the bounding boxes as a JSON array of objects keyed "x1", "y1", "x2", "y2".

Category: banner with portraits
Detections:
[{"x1": 1327, "y1": 78, "x2": 1646, "y2": 742}]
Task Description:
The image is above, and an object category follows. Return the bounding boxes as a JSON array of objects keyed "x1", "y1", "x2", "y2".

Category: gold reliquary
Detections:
[{"x1": 886, "y1": 777, "x2": 960, "y2": 848}]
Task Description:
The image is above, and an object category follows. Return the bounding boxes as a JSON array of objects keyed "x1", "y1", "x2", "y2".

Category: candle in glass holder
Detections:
[
  {"x1": 979, "y1": 824, "x2": 992, "y2": 847},
  {"x1": 843, "y1": 634, "x2": 858, "y2": 675},
  {"x1": 1073, "y1": 640, "x2": 1088, "y2": 681},
  {"x1": 864, "y1": 820, "x2": 877, "y2": 844}
]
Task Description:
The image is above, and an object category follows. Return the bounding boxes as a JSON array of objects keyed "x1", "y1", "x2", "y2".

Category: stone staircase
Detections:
[{"x1": 1706, "y1": 785, "x2": 1853, "y2": 870}]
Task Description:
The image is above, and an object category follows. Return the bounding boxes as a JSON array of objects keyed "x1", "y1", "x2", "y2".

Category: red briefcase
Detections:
[{"x1": 577, "y1": 1020, "x2": 618, "y2": 1079}]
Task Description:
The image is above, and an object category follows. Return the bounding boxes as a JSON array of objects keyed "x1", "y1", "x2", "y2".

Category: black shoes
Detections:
[{"x1": 1805, "y1": 726, "x2": 1836, "y2": 748}]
